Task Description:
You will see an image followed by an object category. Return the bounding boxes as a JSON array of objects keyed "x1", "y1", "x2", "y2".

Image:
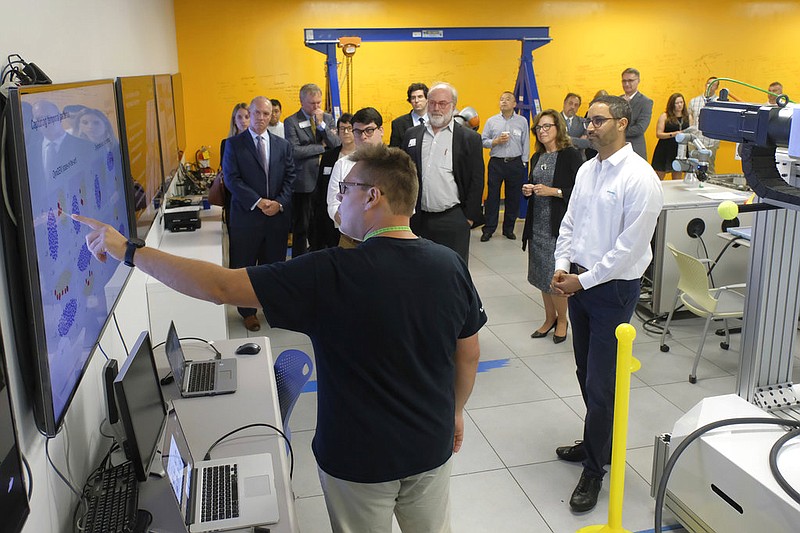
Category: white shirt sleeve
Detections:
[{"x1": 327, "y1": 158, "x2": 346, "y2": 225}]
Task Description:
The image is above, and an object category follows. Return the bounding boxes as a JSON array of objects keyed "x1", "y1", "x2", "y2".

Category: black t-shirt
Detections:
[{"x1": 247, "y1": 237, "x2": 487, "y2": 482}]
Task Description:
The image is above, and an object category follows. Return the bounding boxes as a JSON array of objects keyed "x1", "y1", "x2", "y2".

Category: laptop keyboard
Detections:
[
  {"x1": 200, "y1": 464, "x2": 240, "y2": 522},
  {"x1": 187, "y1": 361, "x2": 216, "y2": 392},
  {"x1": 83, "y1": 461, "x2": 139, "y2": 533}
]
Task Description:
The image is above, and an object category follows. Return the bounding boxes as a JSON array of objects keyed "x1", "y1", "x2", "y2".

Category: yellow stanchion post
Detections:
[{"x1": 577, "y1": 323, "x2": 640, "y2": 533}]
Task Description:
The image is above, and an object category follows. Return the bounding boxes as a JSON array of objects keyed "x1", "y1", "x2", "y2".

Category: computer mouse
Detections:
[{"x1": 235, "y1": 342, "x2": 261, "y2": 356}]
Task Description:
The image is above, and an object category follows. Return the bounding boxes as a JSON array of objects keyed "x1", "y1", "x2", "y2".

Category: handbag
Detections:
[{"x1": 207, "y1": 170, "x2": 226, "y2": 206}]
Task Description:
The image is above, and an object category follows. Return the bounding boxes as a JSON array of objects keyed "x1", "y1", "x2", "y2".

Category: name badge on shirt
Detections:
[
  {"x1": 299, "y1": 120, "x2": 311, "y2": 129},
  {"x1": 407, "y1": 138, "x2": 417, "y2": 148},
  {"x1": 323, "y1": 166, "x2": 333, "y2": 175},
  {"x1": 513, "y1": 129, "x2": 522, "y2": 137}
]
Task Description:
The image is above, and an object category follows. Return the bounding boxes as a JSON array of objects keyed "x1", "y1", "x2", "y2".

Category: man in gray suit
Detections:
[
  {"x1": 284, "y1": 83, "x2": 341, "y2": 256},
  {"x1": 562, "y1": 93, "x2": 590, "y2": 160},
  {"x1": 620, "y1": 68, "x2": 653, "y2": 159}
]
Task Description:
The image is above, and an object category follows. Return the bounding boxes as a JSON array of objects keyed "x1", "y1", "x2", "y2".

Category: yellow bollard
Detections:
[{"x1": 577, "y1": 323, "x2": 640, "y2": 533}]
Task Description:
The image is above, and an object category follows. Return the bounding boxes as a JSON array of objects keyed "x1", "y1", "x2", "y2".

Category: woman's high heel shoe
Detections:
[
  {"x1": 531, "y1": 322, "x2": 556, "y2": 339},
  {"x1": 553, "y1": 322, "x2": 569, "y2": 344}
]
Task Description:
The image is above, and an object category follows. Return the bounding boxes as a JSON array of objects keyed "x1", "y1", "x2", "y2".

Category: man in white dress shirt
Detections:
[{"x1": 551, "y1": 95, "x2": 663, "y2": 513}]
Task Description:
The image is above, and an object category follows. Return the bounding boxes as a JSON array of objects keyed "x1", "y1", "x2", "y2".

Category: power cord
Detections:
[
  {"x1": 21, "y1": 452, "x2": 33, "y2": 501},
  {"x1": 112, "y1": 313, "x2": 128, "y2": 355},
  {"x1": 654, "y1": 417, "x2": 800, "y2": 533},
  {"x1": 203, "y1": 422, "x2": 293, "y2": 479},
  {"x1": 152, "y1": 336, "x2": 221, "y2": 359},
  {"x1": 45, "y1": 436, "x2": 81, "y2": 498}
]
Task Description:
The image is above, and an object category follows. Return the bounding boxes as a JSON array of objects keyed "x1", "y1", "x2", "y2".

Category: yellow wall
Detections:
[{"x1": 174, "y1": 0, "x2": 800, "y2": 174}]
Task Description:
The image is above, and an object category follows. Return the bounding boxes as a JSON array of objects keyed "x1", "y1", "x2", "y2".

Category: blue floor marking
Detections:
[
  {"x1": 299, "y1": 358, "x2": 510, "y2": 394},
  {"x1": 634, "y1": 524, "x2": 685, "y2": 533}
]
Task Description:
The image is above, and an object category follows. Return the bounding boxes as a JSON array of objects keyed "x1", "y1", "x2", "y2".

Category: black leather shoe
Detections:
[
  {"x1": 480, "y1": 233, "x2": 492, "y2": 242},
  {"x1": 569, "y1": 472, "x2": 602, "y2": 512},
  {"x1": 556, "y1": 440, "x2": 586, "y2": 462},
  {"x1": 531, "y1": 322, "x2": 556, "y2": 338},
  {"x1": 553, "y1": 323, "x2": 569, "y2": 344},
  {"x1": 503, "y1": 231, "x2": 517, "y2": 240}
]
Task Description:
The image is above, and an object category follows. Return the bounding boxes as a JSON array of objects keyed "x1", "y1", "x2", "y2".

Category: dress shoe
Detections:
[
  {"x1": 531, "y1": 322, "x2": 556, "y2": 338},
  {"x1": 480, "y1": 232, "x2": 492, "y2": 242},
  {"x1": 503, "y1": 231, "x2": 517, "y2": 240},
  {"x1": 556, "y1": 440, "x2": 586, "y2": 462},
  {"x1": 569, "y1": 472, "x2": 602, "y2": 512},
  {"x1": 553, "y1": 322, "x2": 569, "y2": 344},
  {"x1": 243, "y1": 315, "x2": 261, "y2": 332}
]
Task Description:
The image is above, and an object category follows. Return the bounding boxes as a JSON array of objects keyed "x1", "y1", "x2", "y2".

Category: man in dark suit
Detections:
[
  {"x1": 402, "y1": 82, "x2": 484, "y2": 264},
  {"x1": 620, "y1": 68, "x2": 653, "y2": 158},
  {"x1": 283, "y1": 83, "x2": 340, "y2": 257},
  {"x1": 562, "y1": 93, "x2": 591, "y2": 160},
  {"x1": 223, "y1": 96, "x2": 296, "y2": 331},
  {"x1": 389, "y1": 82, "x2": 428, "y2": 147},
  {"x1": 28, "y1": 100, "x2": 94, "y2": 184}
]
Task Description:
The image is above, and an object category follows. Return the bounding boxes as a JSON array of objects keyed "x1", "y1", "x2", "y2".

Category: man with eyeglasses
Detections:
[
  {"x1": 284, "y1": 83, "x2": 341, "y2": 257},
  {"x1": 551, "y1": 95, "x2": 662, "y2": 513},
  {"x1": 480, "y1": 91, "x2": 529, "y2": 242},
  {"x1": 326, "y1": 107, "x2": 386, "y2": 247},
  {"x1": 389, "y1": 82, "x2": 428, "y2": 148},
  {"x1": 74, "y1": 143, "x2": 486, "y2": 533},
  {"x1": 619, "y1": 68, "x2": 653, "y2": 158},
  {"x1": 402, "y1": 82, "x2": 485, "y2": 264}
]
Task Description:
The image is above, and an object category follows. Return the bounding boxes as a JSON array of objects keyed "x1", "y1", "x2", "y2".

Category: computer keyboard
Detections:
[
  {"x1": 188, "y1": 361, "x2": 215, "y2": 392},
  {"x1": 200, "y1": 463, "x2": 240, "y2": 522},
  {"x1": 83, "y1": 461, "x2": 139, "y2": 533}
]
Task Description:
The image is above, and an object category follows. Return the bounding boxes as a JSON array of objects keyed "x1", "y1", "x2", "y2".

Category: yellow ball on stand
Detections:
[{"x1": 717, "y1": 200, "x2": 739, "y2": 221}]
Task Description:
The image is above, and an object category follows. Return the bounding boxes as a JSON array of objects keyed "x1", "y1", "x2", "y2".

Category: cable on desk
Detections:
[
  {"x1": 45, "y1": 436, "x2": 81, "y2": 498},
  {"x1": 21, "y1": 452, "x2": 32, "y2": 501},
  {"x1": 152, "y1": 336, "x2": 221, "y2": 358},
  {"x1": 769, "y1": 426, "x2": 800, "y2": 506},
  {"x1": 97, "y1": 343, "x2": 110, "y2": 361},
  {"x1": 112, "y1": 312, "x2": 128, "y2": 356},
  {"x1": 203, "y1": 422, "x2": 294, "y2": 479}
]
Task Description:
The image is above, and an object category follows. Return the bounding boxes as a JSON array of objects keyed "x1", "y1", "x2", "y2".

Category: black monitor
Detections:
[
  {"x1": 113, "y1": 331, "x2": 167, "y2": 482},
  {"x1": 0, "y1": 333, "x2": 29, "y2": 533},
  {"x1": 2, "y1": 79, "x2": 135, "y2": 436},
  {"x1": 115, "y1": 75, "x2": 164, "y2": 239}
]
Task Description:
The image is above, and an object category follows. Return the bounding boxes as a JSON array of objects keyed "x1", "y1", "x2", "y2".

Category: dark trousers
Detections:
[
  {"x1": 229, "y1": 215, "x2": 289, "y2": 318},
  {"x1": 291, "y1": 192, "x2": 312, "y2": 257},
  {"x1": 567, "y1": 276, "x2": 640, "y2": 479},
  {"x1": 410, "y1": 206, "x2": 470, "y2": 265},
  {"x1": 483, "y1": 157, "x2": 526, "y2": 236}
]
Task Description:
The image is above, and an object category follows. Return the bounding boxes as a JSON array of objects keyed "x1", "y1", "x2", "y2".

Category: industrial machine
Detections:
[{"x1": 652, "y1": 91, "x2": 800, "y2": 532}]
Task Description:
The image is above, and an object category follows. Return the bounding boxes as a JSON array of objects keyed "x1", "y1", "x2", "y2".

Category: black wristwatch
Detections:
[{"x1": 124, "y1": 238, "x2": 146, "y2": 267}]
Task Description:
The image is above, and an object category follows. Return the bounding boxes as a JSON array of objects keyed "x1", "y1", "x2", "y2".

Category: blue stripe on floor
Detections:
[
  {"x1": 634, "y1": 524, "x2": 685, "y2": 533},
  {"x1": 299, "y1": 358, "x2": 510, "y2": 394}
]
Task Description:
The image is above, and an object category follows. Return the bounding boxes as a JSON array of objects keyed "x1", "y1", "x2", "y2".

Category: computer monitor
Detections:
[
  {"x1": 113, "y1": 331, "x2": 167, "y2": 482},
  {"x1": 0, "y1": 335, "x2": 29, "y2": 533},
  {"x1": 154, "y1": 74, "x2": 179, "y2": 193},
  {"x1": 2, "y1": 79, "x2": 135, "y2": 436}
]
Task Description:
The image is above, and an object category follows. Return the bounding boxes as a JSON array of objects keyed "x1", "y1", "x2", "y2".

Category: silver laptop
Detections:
[
  {"x1": 165, "y1": 321, "x2": 237, "y2": 397},
  {"x1": 162, "y1": 410, "x2": 280, "y2": 532}
]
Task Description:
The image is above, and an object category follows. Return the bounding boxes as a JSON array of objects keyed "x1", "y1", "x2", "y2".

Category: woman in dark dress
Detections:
[
  {"x1": 521, "y1": 109, "x2": 582, "y2": 344},
  {"x1": 651, "y1": 92, "x2": 689, "y2": 180}
]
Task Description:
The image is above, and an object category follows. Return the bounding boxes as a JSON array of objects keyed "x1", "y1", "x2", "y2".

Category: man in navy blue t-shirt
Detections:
[{"x1": 75, "y1": 144, "x2": 487, "y2": 533}]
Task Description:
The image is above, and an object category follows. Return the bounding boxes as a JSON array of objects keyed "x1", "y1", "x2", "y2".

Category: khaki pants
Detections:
[{"x1": 318, "y1": 458, "x2": 452, "y2": 533}]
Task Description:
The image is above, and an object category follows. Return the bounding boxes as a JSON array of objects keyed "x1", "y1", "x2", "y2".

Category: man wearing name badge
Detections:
[
  {"x1": 551, "y1": 95, "x2": 663, "y2": 513},
  {"x1": 74, "y1": 143, "x2": 486, "y2": 533},
  {"x1": 402, "y1": 82, "x2": 485, "y2": 264},
  {"x1": 284, "y1": 83, "x2": 341, "y2": 257},
  {"x1": 223, "y1": 96, "x2": 295, "y2": 332},
  {"x1": 562, "y1": 93, "x2": 590, "y2": 160},
  {"x1": 326, "y1": 107, "x2": 386, "y2": 248},
  {"x1": 389, "y1": 82, "x2": 428, "y2": 148},
  {"x1": 619, "y1": 68, "x2": 653, "y2": 159},
  {"x1": 480, "y1": 91, "x2": 529, "y2": 242}
]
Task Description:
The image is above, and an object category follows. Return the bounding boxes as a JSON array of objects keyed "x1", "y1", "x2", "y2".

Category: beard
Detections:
[{"x1": 428, "y1": 110, "x2": 454, "y2": 129}]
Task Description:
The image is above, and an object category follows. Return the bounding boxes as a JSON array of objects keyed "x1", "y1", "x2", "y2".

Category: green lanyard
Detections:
[{"x1": 363, "y1": 225, "x2": 411, "y2": 241}]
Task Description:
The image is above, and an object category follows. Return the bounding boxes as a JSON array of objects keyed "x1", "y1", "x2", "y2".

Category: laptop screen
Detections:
[
  {"x1": 163, "y1": 411, "x2": 193, "y2": 524},
  {"x1": 165, "y1": 322, "x2": 186, "y2": 387}
]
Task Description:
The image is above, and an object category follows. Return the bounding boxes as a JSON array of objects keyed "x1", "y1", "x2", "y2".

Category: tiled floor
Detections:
[{"x1": 225, "y1": 220, "x2": 791, "y2": 533}]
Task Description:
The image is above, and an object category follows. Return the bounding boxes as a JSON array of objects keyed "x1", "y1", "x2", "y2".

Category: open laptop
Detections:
[
  {"x1": 162, "y1": 410, "x2": 280, "y2": 532},
  {"x1": 165, "y1": 321, "x2": 237, "y2": 397}
]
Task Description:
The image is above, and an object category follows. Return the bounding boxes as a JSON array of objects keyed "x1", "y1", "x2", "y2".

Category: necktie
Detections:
[
  {"x1": 257, "y1": 135, "x2": 269, "y2": 197},
  {"x1": 419, "y1": 117, "x2": 425, "y2": 126}
]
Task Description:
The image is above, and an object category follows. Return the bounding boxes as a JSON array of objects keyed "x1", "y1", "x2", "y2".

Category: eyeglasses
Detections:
[
  {"x1": 533, "y1": 123, "x2": 555, "y2": 133},
  {"x1": 338, "y1": 126, "x2": 353, "y2": 133},
  {"x1": 581, "y1": 116, "x2": 617, "y2": 129},
  {"x1": 428, "y1": 100, "x2": 452, "y2": 109},
  {"x1": 621, "y1": 78, "x2": 639, "y2": 84},
  {"x1": 352, "y1": 126, "x2": 379, "y2": 138},
  {"x1": 338, "y1": 181, "x2": 372, "y2": 194}
]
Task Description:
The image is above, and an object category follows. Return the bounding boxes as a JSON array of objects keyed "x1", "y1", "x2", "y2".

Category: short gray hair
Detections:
[
  {"x1": 428, "y1": 82, "x2": 458, "y2": 107},
  {"x1": 299, "y1": 83, "x2": 322, "y2": 101}
]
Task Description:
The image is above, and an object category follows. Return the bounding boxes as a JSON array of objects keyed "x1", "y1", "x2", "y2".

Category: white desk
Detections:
[
  {"x1": 140, "y1": 336, "x2": 299, "y2": 532},
  {"x1": 146, "y1": 207, "x2": 228, "y2": 344}
]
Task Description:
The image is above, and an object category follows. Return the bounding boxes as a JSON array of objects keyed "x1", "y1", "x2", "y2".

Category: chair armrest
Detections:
[{"x1": 710, "y1": 283, "x2": 747, "y2": 296}]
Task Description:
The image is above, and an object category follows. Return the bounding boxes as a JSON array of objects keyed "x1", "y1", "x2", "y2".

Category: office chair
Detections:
[
  {"x1": 659, "y1": 243, "x2": 746, "y2": 384},
  {"x1": 274, "y1": 349, "x2": 313, "y2": 442}
]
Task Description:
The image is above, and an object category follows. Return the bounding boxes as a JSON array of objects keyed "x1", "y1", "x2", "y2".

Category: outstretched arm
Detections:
[{"x1": 73, "y1": 215, "x2": 260, "y2": 309}]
